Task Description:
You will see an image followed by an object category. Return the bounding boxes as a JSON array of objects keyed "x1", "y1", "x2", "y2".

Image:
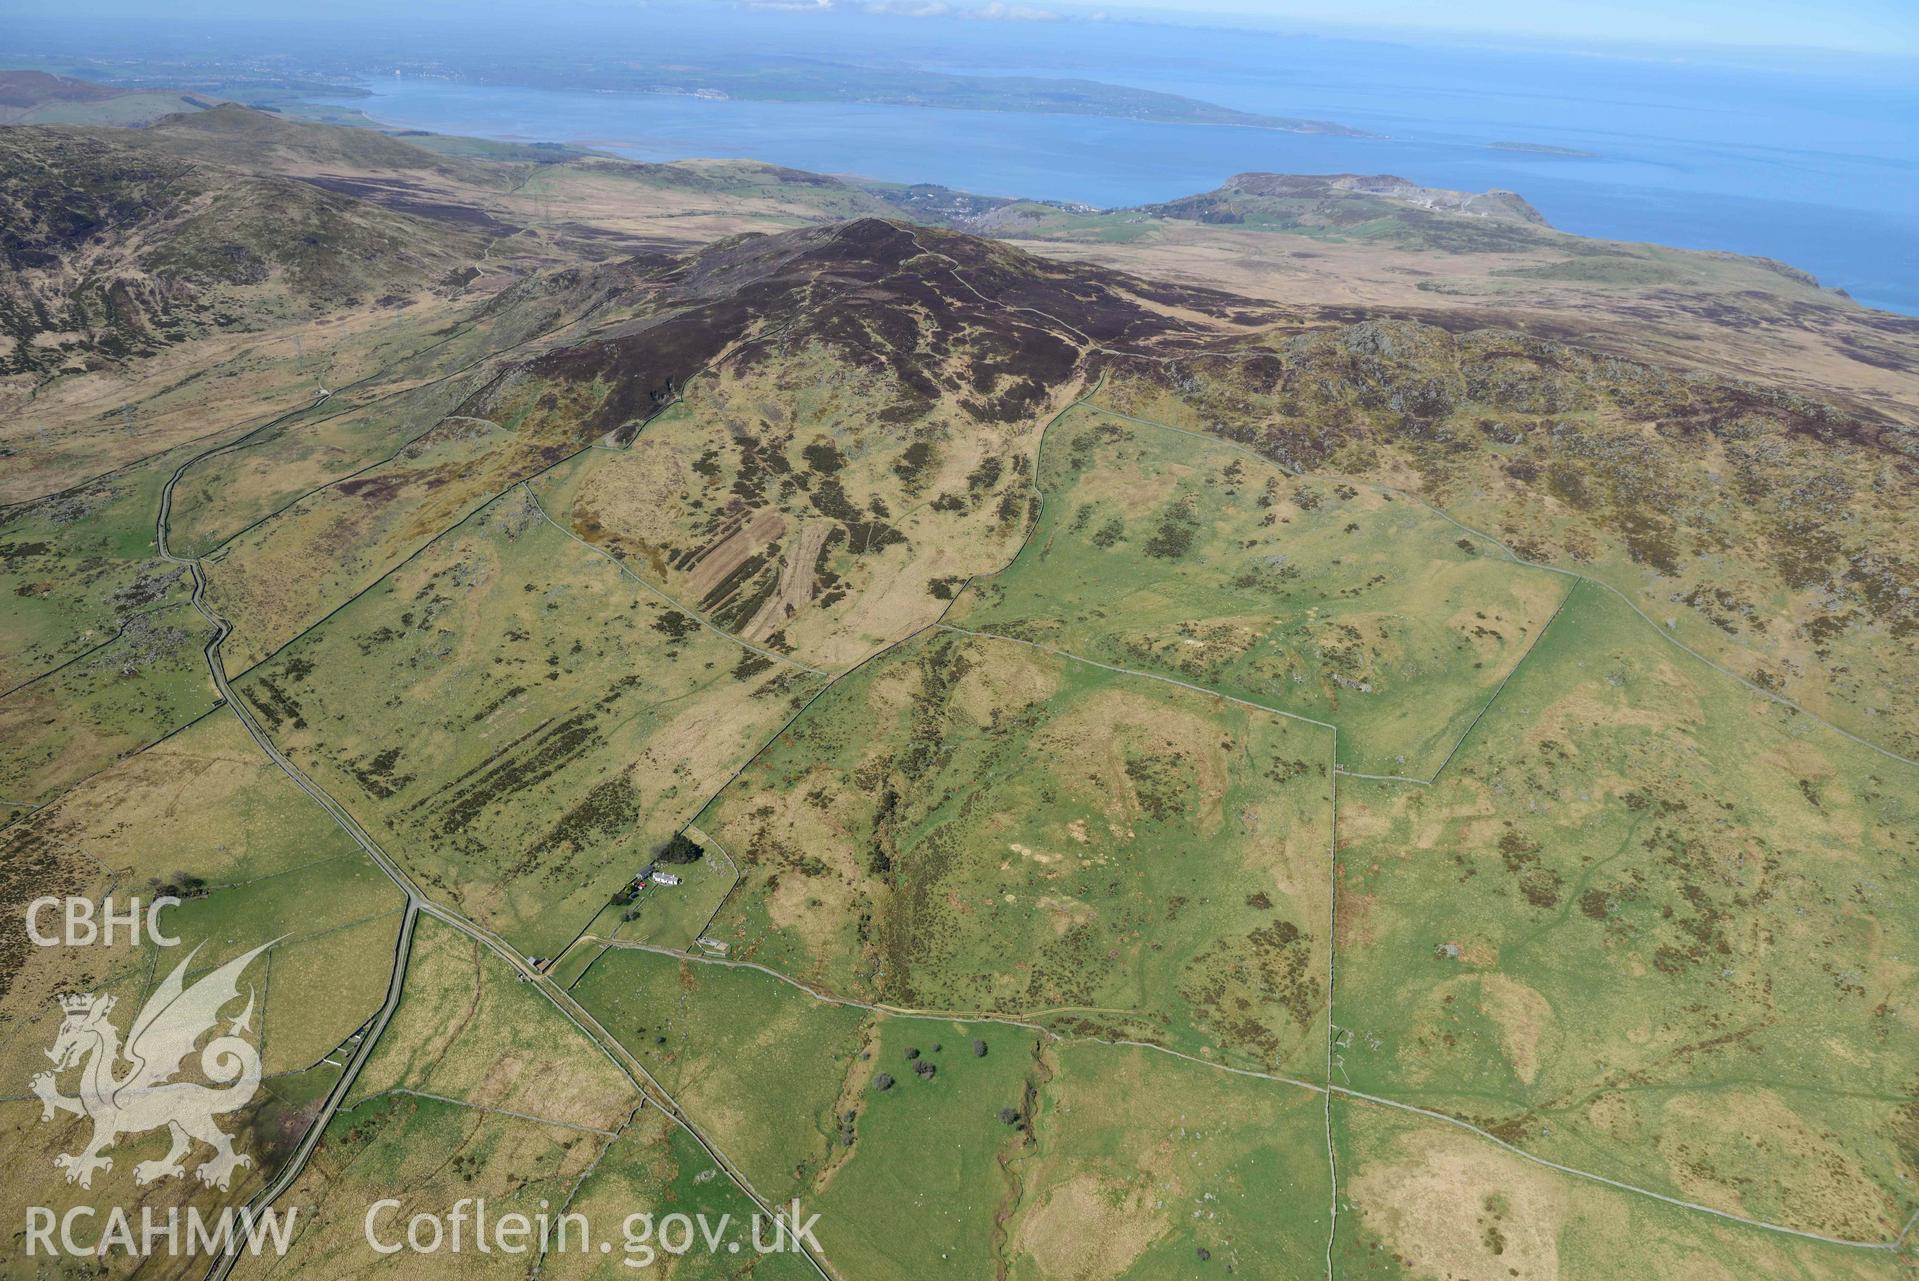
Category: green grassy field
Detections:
[
  {"x1": 573, "y1": 941, "x2": 1340, "y2": 1279},
  {"x1": 541, "y1": 1110, "x2": 824, "y2": 1281},
  {"x1": 577, "y1": 945, "x2": 1048, "y2": 1278},
  {"x1": 1006, "y1": 1041, "x2": 1331, "y2": 1280},
  {"x1": 949, "y1": 407, "x2": 1568, "y2": 779},
  {"x1": 526, "y1": 350, "x2": 1056, "y2": 672},
  {"x1": 0, "y1": 708, "x2": 400, "y2": 1272},
  {"x1": 351, "y1": 914, "x2": 636, "y2": 1133},
  {"x1": 0, "y1": 446, "x2": 192, "y2": 690},
  {"x1": 0, "y1": 602, "x2": 217, "y2": 805},
  {"x1": 695, "y1": 626, "x2": 1335, "y2": 1071},
  {"x1": 236, "y1": 486, "x2": 826, "y2": 957},
  {"x1": 573, "y1": 945, "x2": 868, "y2": 1201},
  {"x1": 1333, "y1": 580, "x2": 1919, "y2": 1241},
  {"x1": 809, "y1": 1013, "x2": 1043, "y2": 1277},
  {"x1": 598, "y1": 839, "x2": 741, "y2": 952},
  {"x1": 1331, "y1": 1099, "x2": 1902, "y2": 1281},
  {"x1": 0, "y1": 710, "x2": 399, "y2": 1086}
]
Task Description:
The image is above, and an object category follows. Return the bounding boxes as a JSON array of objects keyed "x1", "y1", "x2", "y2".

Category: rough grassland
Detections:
[
  {"x1": 248, "y1": 915, "x2": 809, "y2": 1280},
  {"x1": 351, "y1": 914, "x2": 635, "y2": 1134},
  {"x1": 0, "y1": 711, "x2": 397, "y2": 1090},
  {"x1": 575, "y1": 946, "x2": 1338, "y2": 1279},
  {"x1": 163, "y1": 376, "x2": 489, "y2": 559},
  {"x1": 0, "y1": 1064, "x2": 347, "y2": 1281},
  {"x1": 238, "y1": 487, "x2": 825, "y2": 957},
  {"x1": 242, "y1": 904, "x2": 655, "y2": 1279},
  {"x1": 203, "y1": 400, "x2": 608, "y2": 671},
  {"x1": 950, "y1": 407, "x2": 1566, "y2": 778},
  {"x1": 234, "y1": 1094, "x2": 604, "y2": 1280},
  {"x1": 8, "y1": 135, "x2": 1918, "y2": 1281},
  {"x1": 0, "y1": 710, "x2": 400, "y2": 1274},
  {"x1": 0, "y1": 445, "x2": 193, "y2": 689},
  {"x1": 1096, "y1": 338, "x2": 1919, "y2": 762},
  {"x1": 0, "y1": 600, "x2": 217, "y2": 805},
  {"x1": 540, "y1": 1109, "x2": 822, "y2": 1281},
  {"x1": 530, "y1": 349, "x2": 1059, "y2": 672},
  {"x1": 5, "y1": 281, "x2": 484, "y2": 507},
  {"x1": 697, "y1": 627, "x2": 1334, "y2": 1071},
  {"x1": 573, "y1": 946, "x2": 868, "y2": 1202},
  {"x1": 1332, "y1": 1100, "x2": 1903, "y2": 1281},
  {"x1": 1005, "y1": 1041, "x2": 1330, "y2": 1280},
  {"x1": 162, "y1": 260, "x2": 628, "y2": 560},
  {"x1": 1334, "y1": 580, "x2": 1919, "y2": 1240}
]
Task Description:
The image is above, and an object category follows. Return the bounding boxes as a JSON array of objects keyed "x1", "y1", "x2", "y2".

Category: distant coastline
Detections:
[
  {"x1": 448, "y1": 61, "x2": 1377, "y2": 137},
  {"x1": 1488, "y1": 141, "x2": 1600, "y2": 158}
]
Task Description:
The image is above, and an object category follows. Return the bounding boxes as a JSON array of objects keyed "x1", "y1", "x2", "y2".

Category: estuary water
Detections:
[{"x1": 321, "y1": 31, "x2": 1918, "y2": 313}]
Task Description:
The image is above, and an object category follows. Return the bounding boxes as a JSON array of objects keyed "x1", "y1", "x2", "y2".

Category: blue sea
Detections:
[
  {"x1": 328, "y1": 47, "x2": 1918, "y2": 315},
  {"x1": 15, "y1": 8, "x2": 1916, "y2": 311}
]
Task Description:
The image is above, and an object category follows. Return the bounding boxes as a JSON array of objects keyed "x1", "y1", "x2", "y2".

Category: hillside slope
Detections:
[
  {"x1": 6, "y1": 111, "x2": 1918, "y2": 1281},
  {"x1": 0, "y1": 124, "x2": 489, "y2": 375},
  {"x1": 0, "y1": 69, "x2": 219, "y2": 126}
]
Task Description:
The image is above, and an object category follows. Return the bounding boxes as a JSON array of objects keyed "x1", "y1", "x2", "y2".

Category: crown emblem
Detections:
[{"x1": 34, "y1": 943, "x2": 270, "y2": 1192}]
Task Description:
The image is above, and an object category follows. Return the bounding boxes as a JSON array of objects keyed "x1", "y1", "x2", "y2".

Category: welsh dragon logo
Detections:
[{"x1": 32, "y1": 941, "x2": 273, "y2": 1191}]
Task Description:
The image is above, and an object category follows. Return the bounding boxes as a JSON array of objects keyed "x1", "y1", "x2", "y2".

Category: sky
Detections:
[
  {"x1": 6, "y1": 0, "x2": 1917, "y2": 58},
  {"x1": 1065, "y1": 0, "x2": 1919, "y2": 56}
]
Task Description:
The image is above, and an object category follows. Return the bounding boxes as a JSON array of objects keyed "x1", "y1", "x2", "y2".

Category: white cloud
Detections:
[
  {"x1": 863, "y1": 0, "x2": 1065, "y2": 18},
  {"x1": 974, "y1": 1, "x2": 1064, "y2": 18}
]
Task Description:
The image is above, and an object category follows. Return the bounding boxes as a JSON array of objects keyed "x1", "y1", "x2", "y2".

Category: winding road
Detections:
[{"x1": 157, "y1": 414, "x2": 834, "y2": 1281}]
